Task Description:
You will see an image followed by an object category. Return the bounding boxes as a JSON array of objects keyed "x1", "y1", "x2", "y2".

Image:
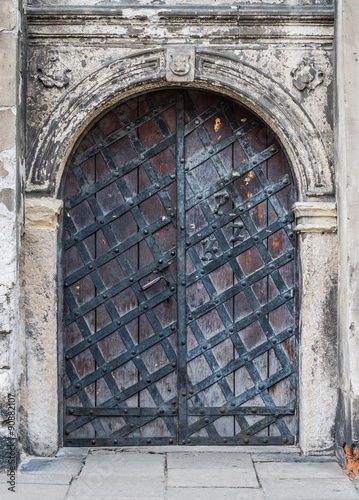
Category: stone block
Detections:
[
  {"x1": 67, "y1": 475, "x2": 165, "y2": 498},
  {"x1": 167, "y1": 467, "x2": 258, "y2": 488},
  {"x1": 0, "y1": 110, "x2": 16, "y2": 152},
  {"x1": 255, "y1": 461, "x2": 346, "y2": 480},
  {"x1": 20, "y1": 457, "x2": 84, "y2": 477},
  {"x1": 0, "y1": 484, "x2": 69, "y2": 500},
  {"x1": 82, "y1": 452, "x2": 164, "y2": 477},
  {"x1": 260, "y1": 478, "x2": 359, "y2": 500},
  {"x1": 0, "y1": 33, "x2": 16, "y2": 107},
  {"x1": 167, "y1": 488, "x2": 265, "y2": 500},
  {"x1": 167, "y1": 452, "x2": 253, "y2": 470},
  {"x1": 0, "y1": 0, "x2": 16, "y2": 31}
]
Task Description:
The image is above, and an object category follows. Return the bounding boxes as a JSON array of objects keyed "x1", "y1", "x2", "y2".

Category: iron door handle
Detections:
[{"x1": 140, "y1": 276, "x2": 169, "y2": 291}]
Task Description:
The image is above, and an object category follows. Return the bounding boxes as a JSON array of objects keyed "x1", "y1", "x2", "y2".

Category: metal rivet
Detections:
[
  {"x1": 258, "y1": 383, "x2": 264, "y2": 390},
  {"x1": 228, "y1": 252, "x2": 232, "y2": 258},
  {"x1": 231, "y1": 402, "x2": 235, "y2": 407},
  {"x1": 130, "y1": 423, "x2": 134, "y2": 428},
  {"x1": 189, "y1": 389, "x2": 194, "y2": 394},
  {"x1": 181, "y1": 340, "x2": 186, "y2": 345},
  {"x1": 209, "y1": 149, "x2": 214, "y2": 154},
  {"x1": 91, "y1": 440, "x2": 96, "y2": 445},
  {"x1": 144, "y1": 305, "x2": 148, "y2": 310},
  {"x1": 169, "y1": 438, "x2": 174, "y2": 444},
  {"x1": 115, "y1": 248, "x2": 119, "y2": 253},
  {"x1": 244, "y1": 438, "x2": 249, "y2": 444},
  {"x1": 283, "y1": 437, "x2": 288, "y2": 443},
  {"x1": 158, "y1": 259, "x2": 163, "y2": 264},
  {"x1": 74, "y1": 236, "x2": 79, "y2": 242},
  {"x1": 200, "y1": 270, "x2": 205, "y2": 275},
  {"x1": 217, "y1": 373, "x2": 221, "y2": 378},
  {"x1": 188, "y1": 314, "x2": 193, "y2": 321},
  {"x1": 140, "y1": 155, "x2": 144, "y2": 160},
  {"x1": 65, "y1": 282, "x2": 69, "y2": 287},
  {"x1": 288, "y1": 328, "x2": 293, "y2": 333},
  {"x1": 146, "y1": 439, "x2": 151, "y2": 444},
  {"x1": 182, "y1": 391, "x2": 186, "y2": 397},
  {"x1": 182, "y1": 281, "x2": 186, "y2": 286},
  {"x1": 187, "y1": 438, "x2": 191, "y2": 443},
  {"x1": 75, "y1": 312, "x2": 79, "y2": 317},
  {"x1": 200, "y1": 410, "x2": 205, "y2": 415},
  {"x1": 155, "y1": 184, "x2": 160, "y2": 189},
  {"x1": 291, "y1": 408, "x2": 295, "y2": 414},
  {"x1": 239, "y1": 206, "x2": 244, "y2": 212},
  {"x1": 243, "y1": 356, "x2": 248, "y2": 361},
  {"x1": 75, "y1": 383, "x2": 80, "y2": 389},
  {"x1": 180, "y1": 226, "x2": 185, "y2": 230},
  {"x1": 253, "y1": 160, "x2": 257, "y2": 165},
  {"x1": 197, "y1": 194, "x2": 203, "y2": 200},
  {"x1": 65, "y1": 355, "x2": 70, "y2": 360},
  {"x1": 195, "y1": 119, "x2": 200, "y2": 125},
  {"x1": 171, "y1": 250, "x2": 176, "y2": 256},
  {"x1": 89, "y1": 265, "x2": 93, "y2": 270},
  {"x1": 69, "y1": 409, "x2": 74, "y2": 415},
  {"x1": 180, "y1": 158, "x2": 185, "y2": 163},
  {"x1": 287, "y1": 253, "x2": 292, "y2": 259},
  {"x1": 126, "y1": 125, "x2": 131, "y2": 130},
  {"x1": 212, "y1": 224, "x2": 217, "y2": 229},
  {"x1": 289, "y1": 232, "x2": 294, "y2": 238},
  {"x1": 103, "y1": 367, "x2": 107, "y2": 372},
  {"x1": 205, "y1": 418, "x2": 210, "y2": 423},
  {"x1": 272, "y1": 339, "x2": 277, "y2": 344},
  {"x1": 214, "y1": 299, "x2": 219, "y2": 304},
  {"x1": 170, "y1": 174, "x2": 176, "y2": 179},
  {"x1": 100, "y1": 220, "x2": 104, "y2": 224},
  {"x1": 263, "y1": 438, "x2": 268, "y2": 443},
  {"x1": 223, "y1": 438, "x2": 228, "y2": 443},
  {"x1": 229, "y1": 327, "x2": 235, "y2": 333},
  {"x1": 242, "y1": 281, "x2": 246, "y2": 286},
  {"x1": 267, "y1": 189, "x2": 273, "y2": 194},
  {"x1": 129, "y1": 201, "x2": 134, "y2": 206},
  {"x1": 87, "y1": 339, "x2": 91, "y2": 344},
  {"x1": 129, "y1": 278, "x2": 134, "y2": 283},
  {"x1": 89, "y1": 410, "x2": 94, "y2": 415},
  {"x1": 203, "y1": 345, "x2": 208, "y2": 350},
  {"x1": 246, "y1": 430, "x2": 251, "y2": 435},
  {"x1": 256, "y1": 312, "x2": 261, "y2": 317},
  {"x1": 117, "y1": 320, "x2": 121, "y2": 325},
  {"x1": 251, "y1": 407, "x2": 257, "y2": 413},
  {"x1": 254, "y1": 236, "x2": 259, "y2": 241},
  {"x1": 144, "y1": 229, "x2": 149, "y2": 235},
  {"x1": 285, "y1": 295, "x2": 290, "y2": 300},
  {"x1": 185, "y1": 166, "x2": 189, "y2": 171},
  {"x1": 114, "y1": 439, "x2": 118, "y2": 444},
  {"x1": 171, "y1": 325, "x2": 176, "y2": 331},
  {"x1": 182, "y1": 440, "x2": 186, "y2": 444},
  {"x1": 220, "y1": 407, "x2": 225, "y2": 414},
  {"x1": 124, "y1": 409, "x2": 128, "y2": 414},
  {"x1": 116, "y1": 395, "x2": 121, "y2": 401},
  {"x1": 146, "y1": 377, "x2": 151, "y2": 383},
  {"x1": 131, "y1": 350, "x2": 136, "y2": 355},
  {"x1": 103, "y1": 294, "x2": 107, "y2": 299},
  {"x1": 170, "y1": 286, "x2": 175, "y2": 292},
  {"x1": 65, "y1": 429, "x2": 70, "y2": 435},
  {"x1": 172, "y1": 362, "x2": 176, "y2": 368}
]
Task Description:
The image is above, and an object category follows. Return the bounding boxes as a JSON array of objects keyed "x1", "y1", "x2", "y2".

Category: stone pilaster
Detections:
[
  {"x1": 19, "y1": 198, "x2": 62, "y2": 456},
  {"x1": 294, "y1": 202, "x2": 339, "y2": 454}
]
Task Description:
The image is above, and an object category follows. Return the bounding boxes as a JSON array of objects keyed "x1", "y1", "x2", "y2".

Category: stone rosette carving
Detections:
[
  {"x1": 166, "y1": 47, "x2": 195, "y2": 82},
  {"x1": 37, "y1": 50, "x2": 71, "y2": 89},
  {"x1": 291, "y1": 59, "x2": 324, "y2": 91}
]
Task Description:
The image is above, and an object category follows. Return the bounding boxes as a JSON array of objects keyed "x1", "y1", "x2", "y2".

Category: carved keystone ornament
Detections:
[
  {"x1": 291, "y1": 59, "x2": 324, "y2": 91},
  {"x1": 37, "y1": 50, "x2": 71, "y2": 89},
  {"x1": 166, "y1": 47, "x2": 195, "y2": 82}
]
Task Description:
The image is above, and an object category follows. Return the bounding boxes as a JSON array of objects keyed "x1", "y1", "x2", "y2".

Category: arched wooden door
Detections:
[{"x1": 62, "y1": 89, "x2": 297, "y2": 446}]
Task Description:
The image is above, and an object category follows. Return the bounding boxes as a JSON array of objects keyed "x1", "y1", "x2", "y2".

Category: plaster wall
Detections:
[
  {"x1": 0, "y1": 0, "x2": 23, "y2": 470},
  {"x1": 336, "y1": 0, "x2": 359, "y2": 459}
]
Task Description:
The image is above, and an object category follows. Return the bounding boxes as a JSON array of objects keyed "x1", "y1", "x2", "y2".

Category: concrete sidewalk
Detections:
[{"x1": 1, "y1": 446, "x2": 358, "y2": 500}]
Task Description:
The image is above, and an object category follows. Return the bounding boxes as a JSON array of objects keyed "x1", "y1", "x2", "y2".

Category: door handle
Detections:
[{"x1": 140, "y1": 276, "x2": 169, "y2": 291}]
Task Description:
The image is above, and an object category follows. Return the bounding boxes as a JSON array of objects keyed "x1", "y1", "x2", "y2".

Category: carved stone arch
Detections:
[{"x1": 26, "y1": 48, "x2": 334, "y2": 200}]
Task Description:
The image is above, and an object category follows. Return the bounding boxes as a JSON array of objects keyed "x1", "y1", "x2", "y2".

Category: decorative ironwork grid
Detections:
[{"x1": 62, "y1": 90, "x2": 296, "y2": 446}]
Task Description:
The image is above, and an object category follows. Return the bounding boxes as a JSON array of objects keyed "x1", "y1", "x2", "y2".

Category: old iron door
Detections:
[{"x1": 62, "y1": 90, "x2": 296, "y2": 446}]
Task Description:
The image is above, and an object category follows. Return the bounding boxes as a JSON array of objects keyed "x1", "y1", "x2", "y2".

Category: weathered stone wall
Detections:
[
  {"x1": 0, "y1": 0, "x2": 23, "y2": 470},
  {"x1": 336, "y1": 0, "x2": 359, "y2": 463},
  {"x1": 27, "y1": 0, "x2": 333, "y2": 6}
]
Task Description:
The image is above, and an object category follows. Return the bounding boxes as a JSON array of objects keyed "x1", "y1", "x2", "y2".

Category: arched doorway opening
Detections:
[{"x1": 61, "y1": 89, "x2": 297, "y2": 446}]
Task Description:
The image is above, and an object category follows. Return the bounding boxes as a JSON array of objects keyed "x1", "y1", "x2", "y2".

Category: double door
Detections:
[{"x1": 62, "y1": 90, "x2": 296, "y2": 446}]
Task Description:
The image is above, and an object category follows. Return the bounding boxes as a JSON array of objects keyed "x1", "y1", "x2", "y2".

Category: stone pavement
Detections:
[{"x1": 0, "y1": 446, "x2": 359, "y2": 500}]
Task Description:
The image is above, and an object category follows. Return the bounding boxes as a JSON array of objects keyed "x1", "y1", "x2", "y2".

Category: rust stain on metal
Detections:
[{"x1": 214, "y1": 118, "x2": 222, "y2": 132}]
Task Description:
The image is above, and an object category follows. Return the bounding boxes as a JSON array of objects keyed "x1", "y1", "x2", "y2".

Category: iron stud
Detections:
[
  {"x1": 197, "y1": 194, "x2": 203, "y2": 199},
  {"x1": 124, "y1": 409, "x2": 128, "y2": 414},
  {"x1": 89, "y1": 265, "x2": 93, "y2": 270},
  {"x1": 87, "y1": 339, "x2": 91, "y2": 344},
  {"x1": 263, "y1": 438, "x2": 268, "y2": 443},
  {"x1": 258, "y1": 383, "x2": 264, "y2": 390},
  {"x1": 220, "y1": 408, "x2": 226, "y2": 414},
  {"x1": 65, "y1": 355, "x2": 70, "y2": 360},
  {"x1": 146, "y1": 377, "x2": 151, "y2": 383},
  {"x1": 91, "y1": 440, "x2": 96, "y2": 445},
  {"x1": 288, "y1": 328, "x2": 293, "y2": 333},
  {"x1": 114, "y1": 440, "x2": 118, "y2": 444},
  {"x1": 172, "y1": 362, "x2": 176, "y2": 367},
  {"x1": 100, "y1": 220, "x2": 104, "y2": 224},
  {"x1": 155, "y1": 184, "x2": 160, "y2": 189},
  {"x1": 243, "y1": 356, "x2": 248, "y2": 361},
  {"x1": 180, "y1": 158, "x2": 184, "y2": 163},
  {"x1": 170, "y1": 174, "x2": 176, "y2": 179},
  {"x1": 131, "y1": 350, "x2": 136, "y2": 355},
  {"x1": 223, "y1": 438, "x2": 228, "y2": 443},
  {"x1": 229, "y1": 327, "x2": 235, "y2": 333},
  {"x1": 182, "y1": 391, "x2": 186, "y2": 397},
  {"x1": 170, "y1": 286, "x2": 175, "y2": 292},
  {"x1": 69, "y1": 409, "x2": 74, "y2": 415},
  {"x1": 171, "y1": 325, "x2": 176, "y2": 331},
  {"x1": 116, "y1": 396, "x2": 121, "y2": 401},
  {"x1": 74, "y1": 236, "x2": 78, "y2": 241},
  {"x1": 115, "y1": 249, "x2": 119, "y2": 253},
  {"x1": 144, "y1": 305, "x2": 148, "y2": 310},
  {"x1": 144, "y1": 229, "x2": 149, "y2": 235},
  {"x1": 117, "y1": 320, "x2": 121, "y2": 325},
  {"x1": 159, "y1": 332, "x2": 163, "y2": 337},
  {"x1": 129, "y1": 278, "x2": 134, "y2": 283},
  {"x1": 130, "y1": 423, "x2": 134, "y2": 428},
  {"x1": 75, "y1": 383, "x2": 80, "y2": 389},
  {"x1": 244, "y1": 438, "x2": 249, "y2": 444},
  {"x1": 102, "y1": 367, "x2": 107, "y2": 372},
  {"x1": 146, "y1": 439, "x2": 151, "y2": 444},
  {"x1": 90, "y1": 410, "x2": 94, "y2": 415},
  {"x1": 181, "y1": 281, "x2": 186, "y2": 286},
  {"x1": 181, "y1": 340, "x2": 186, "y2": 345},
  {"x1": 103, "y1": 294, "x2": 107, "y2": 299},
  {"x1": 65, "y1": 429, "x2": 70, "y2": 435},
  {"x1": 231, "y1": 402, "x2": 235, "y2": 406},
  {"x1": 246, "y1": 430, "x2": 251, "y2": 435},
  {"x1": 187, "y1": 439, "x2": 191, "y2": 443},
  {"x1": 195, "y1": 119, "x2": 200, "y2": 124},
  {"x1": 283, "y1": 437, "x2": 288, "y2": 443},
  {"x1": 205, "y1": 418, "x2": 210, "y2": 423},
  {"x1": 172, "y1": 409, "x2": 176, "y2": 415},
  {"x1": 251, "y1": 408, "x2": 257, "y2": 413}
]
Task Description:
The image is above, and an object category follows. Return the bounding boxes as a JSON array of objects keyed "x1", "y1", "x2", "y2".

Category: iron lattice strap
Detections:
[{"x1": 62, "y1": 90, "x2": 296, "y2": 446}]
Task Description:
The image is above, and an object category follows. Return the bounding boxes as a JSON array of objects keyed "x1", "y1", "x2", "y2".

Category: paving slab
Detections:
[
  {"x1": 20, "y1": 456, "x2": 84, "y2": 477},
  {"x1": 112, "y1": 445, "x2": 300, "y2": 454},
  {"x1": 0, "y1": 472, "x2": 73, "y2": 485},
  {"x1": 168, "y1": 467, "x2": 258, "y2": 488},
  {"x1": 81, "y1": 452, "x2": 165, "y2": 477},
  {"x1": 167, "y1": 451, "x2": 253, "y2": 470},
  {"x1": 252, "y1": 453, "x2": 336, "y2": 463},
  {"x1": 55, "y1": 447, "x2": 89, "y2": 458},
  {"x1": 166, "y1": 487, "x2": 265, "y2": 500},
  {"x1": 67, "y1": 475, "x2": 166, "y2": 498},
  {"x1": 260, "y1": 478, "x2": 359, "y2": 499},
  {"x1": 0, "y1": 483, "x2": 69, "y2": 500},
  {"x1": 255, "y1": 461, "x2": 346, "y2": 479}
]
